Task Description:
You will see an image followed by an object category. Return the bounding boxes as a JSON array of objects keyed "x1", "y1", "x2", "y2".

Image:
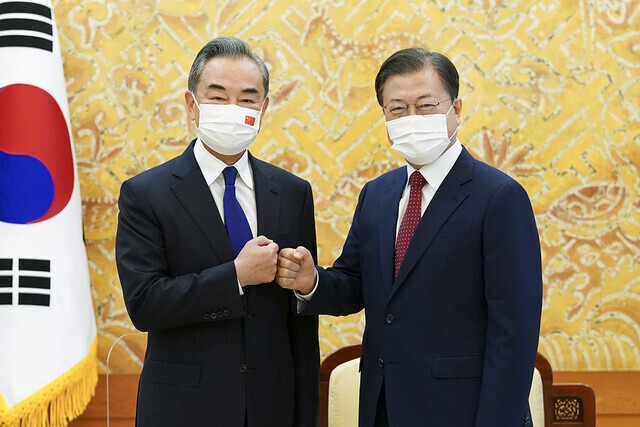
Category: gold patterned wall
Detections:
[{"x1": 52, "y1": 0, "x2": 640, "y2": 373}]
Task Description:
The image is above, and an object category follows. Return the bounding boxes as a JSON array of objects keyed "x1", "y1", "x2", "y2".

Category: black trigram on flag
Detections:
[
  {"x1": 0, "y1": 1, "x2": 53, "y2": 52},
  {"x1": 0, "y1": 258, "x2": 51, "y2": 306}
]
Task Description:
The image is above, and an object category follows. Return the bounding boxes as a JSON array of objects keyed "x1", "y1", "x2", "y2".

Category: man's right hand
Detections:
[
  {"x1": 276, "y1": 246, "x2": 316, "y2": 295},
  {"x1": 234, "y1": 236, "x2": 279, "y2": 286}
]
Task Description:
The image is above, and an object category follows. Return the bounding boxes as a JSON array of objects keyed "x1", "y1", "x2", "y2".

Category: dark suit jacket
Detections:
[
  {"x1": 304, "y1": 147, "x2": 542, "y2": 426},
  {"x1": 116, "y1": 141, "x2": 320, "y2": 427}
]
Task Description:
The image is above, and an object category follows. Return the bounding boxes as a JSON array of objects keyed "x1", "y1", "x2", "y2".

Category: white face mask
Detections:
[
  {"x1": 192, "y1": 95, "x2": 263, "y2": 156},
  {"x1": 386, "y1": 103, "x2": 459, "y2": 166}
]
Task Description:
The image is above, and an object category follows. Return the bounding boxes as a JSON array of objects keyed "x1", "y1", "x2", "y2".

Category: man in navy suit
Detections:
[
  {"x1": 116, "y1": 37, "x2": 319, "y2": 427},
  {"x1": 277, "y1": 48, "x2": 542, "y2": 426}
]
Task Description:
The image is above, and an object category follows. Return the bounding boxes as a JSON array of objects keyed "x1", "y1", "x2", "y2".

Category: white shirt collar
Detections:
[
  {"x1": 193, "y1": 138, "x2": 254, "y2": 189},
  {"x1": 405, "y1": 139, "x2": 463, "y2": 191}
]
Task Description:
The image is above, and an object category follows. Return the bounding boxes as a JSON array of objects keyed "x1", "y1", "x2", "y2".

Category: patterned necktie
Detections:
[
  {"x1": 394, "y1": 171, "x2": 427, "y2": 278},
  {"x1": 222, "y1": 167, "x2": 253, "y2": 256}
]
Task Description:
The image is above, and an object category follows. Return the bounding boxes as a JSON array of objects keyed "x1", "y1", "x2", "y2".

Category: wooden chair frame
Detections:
[{"x1": 320, "y1": 344, "x2": 596, "y2": 427}]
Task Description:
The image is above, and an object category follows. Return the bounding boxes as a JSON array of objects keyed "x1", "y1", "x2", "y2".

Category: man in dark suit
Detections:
[
  {"x1": 276, "y1": 48, "x2": 542, "y2": 426},
  {"x1": 116, "y1": 37, "x2": 319, "y2": 427}
]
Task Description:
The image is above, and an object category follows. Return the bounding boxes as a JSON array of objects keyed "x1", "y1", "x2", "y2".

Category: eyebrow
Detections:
[
  {"x1": 388, "y1": 94, "x2": 437, "y2": 103},
  {"x1": 241, "y1": 87, "x2": 260, "y2": 95},
  {"x1": 206, "y1": 83, "x2": 260, "y2": 95}
]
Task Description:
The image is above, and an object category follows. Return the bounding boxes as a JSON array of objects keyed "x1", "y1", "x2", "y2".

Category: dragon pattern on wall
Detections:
[{"x1": 52, "y1": 0, "x2": 640, "y2": 372}]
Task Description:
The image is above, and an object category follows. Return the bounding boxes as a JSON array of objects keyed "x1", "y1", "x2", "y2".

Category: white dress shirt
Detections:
[
  {"x1": 193, "y1": 139, "x2": 258, "y2": 237},
  {"x1": 395, "y1": 140, "x2": 463, "y2": 240},
  {"x1": 193, "y1": 138, "x2": 257, "y2": 294}
]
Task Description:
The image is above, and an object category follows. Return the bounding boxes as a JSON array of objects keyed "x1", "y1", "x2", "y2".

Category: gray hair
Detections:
[
  {"x1": 187, "y1": 36, "x2": 269, "y2": 97},
  {"x1": 374, "y1": 48, "x2": 459, "y2": 106}
]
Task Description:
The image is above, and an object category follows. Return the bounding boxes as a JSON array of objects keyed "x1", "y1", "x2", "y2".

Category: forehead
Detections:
[
  {"x1": 382, "y1": 66, "x2": 447, "y2": 103},
  {"x1": 197, "y1": 56, "x2": 263, "y2": 95}
]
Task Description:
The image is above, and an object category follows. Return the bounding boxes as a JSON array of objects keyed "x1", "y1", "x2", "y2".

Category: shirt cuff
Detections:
[{"x1": 294, "y1": 269, "x2": 319, "y2": 313}]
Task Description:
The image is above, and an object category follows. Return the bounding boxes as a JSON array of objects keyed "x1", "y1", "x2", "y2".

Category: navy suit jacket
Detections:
[
  {"x1": 304, "y1": 147, "x2": 542, "y2": 426},
  {"x1": 116, "y1": 141, "x2": 320, "y2": 427}
]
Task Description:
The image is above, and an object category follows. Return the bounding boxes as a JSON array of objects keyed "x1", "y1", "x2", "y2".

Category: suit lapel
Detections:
[
  {"x1": 378, "y1": 168, "x2": 407, "y2": 292},
  {"x1": 250, "y1": 153, "x2": 280, "y2": 240},
  {"x1": 390, "y1": 148, "x2": 475, "y2": 297},
  {"x1": 247, "y1": 153, "x2": 280, "y2": 305},
  {"x1": 170, "y1": 142, "x2": 235, "y2": 263}
]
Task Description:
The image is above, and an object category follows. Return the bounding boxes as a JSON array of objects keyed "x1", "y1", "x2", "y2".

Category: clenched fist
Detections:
[
  {"x1": 276, "y1": 246, "x2": 316, "y2": 295},
  {"x1": 234, "y1": 236, "x2": 279, "y2": 286}
]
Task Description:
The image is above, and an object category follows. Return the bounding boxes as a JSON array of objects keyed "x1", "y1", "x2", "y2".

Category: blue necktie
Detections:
[{"x1": 222, "y1": 167, "x2": 253, "y2": 256}]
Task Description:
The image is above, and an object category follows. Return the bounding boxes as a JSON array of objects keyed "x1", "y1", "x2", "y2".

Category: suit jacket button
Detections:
[
  {"x1": 210, "y1": 312, "x2": 217, "y2": 320},
  {"x1": 223, "y1": 309, "x2": 230, "y2": 317},
  {"x1": 203, "y1": 313, "x2": 210, "y2": 320},
  {"x1": 378, "y1": 359, "x2": 384, "y2": 368},
  {"x1": 239, "y1": 364, "x2": 247, "y2": 373},
  {"x1": 385, "y1": 314, "x2": 395, "y2": 324}
]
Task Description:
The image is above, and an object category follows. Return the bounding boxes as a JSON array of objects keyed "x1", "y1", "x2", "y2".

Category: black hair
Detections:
[
  {"x1": 187, "y1": 36, "x2": 269, "y2": 97},
  {"x1": 374, "y1": 48, "x2": 458, "y2": 106}
]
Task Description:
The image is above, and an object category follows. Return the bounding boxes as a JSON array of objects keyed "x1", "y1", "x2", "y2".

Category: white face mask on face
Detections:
[
  {"x1": 192, "y1": 95, "x2": 263, "y2": 156},
  {"x1": 386, "y1": 103, "x2": 459, "y2": 166}
]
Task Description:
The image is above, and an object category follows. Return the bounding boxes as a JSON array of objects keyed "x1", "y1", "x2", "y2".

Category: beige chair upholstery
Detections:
[
  {"x1": 328, "y1": 358, "x2": 361, "y2": 427},
  {"x1": 528, "y1": 367, "x2": 544, "y2": 427},
  {"x1": 320, "y1": 345, "x2": 596, "y2": 427}
]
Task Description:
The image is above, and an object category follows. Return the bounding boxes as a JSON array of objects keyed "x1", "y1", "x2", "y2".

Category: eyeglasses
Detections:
[{"x1": 383, "y1": 98, "x2": 452, "y2": 117}]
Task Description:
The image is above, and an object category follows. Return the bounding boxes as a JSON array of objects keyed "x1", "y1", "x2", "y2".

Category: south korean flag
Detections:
[{"x1": 0, "y1": 1, "x2": 97, "y2": 426}]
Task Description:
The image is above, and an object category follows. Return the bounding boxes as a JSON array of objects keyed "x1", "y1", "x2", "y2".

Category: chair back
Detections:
[{"x1": 320, "y1": 344, "x2": 596, "y2": 427}]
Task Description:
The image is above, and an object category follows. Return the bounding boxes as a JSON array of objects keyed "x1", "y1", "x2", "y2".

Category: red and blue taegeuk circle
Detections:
[{"x1": 0, "y1": 84, "x2": 74, "y2": 224}]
